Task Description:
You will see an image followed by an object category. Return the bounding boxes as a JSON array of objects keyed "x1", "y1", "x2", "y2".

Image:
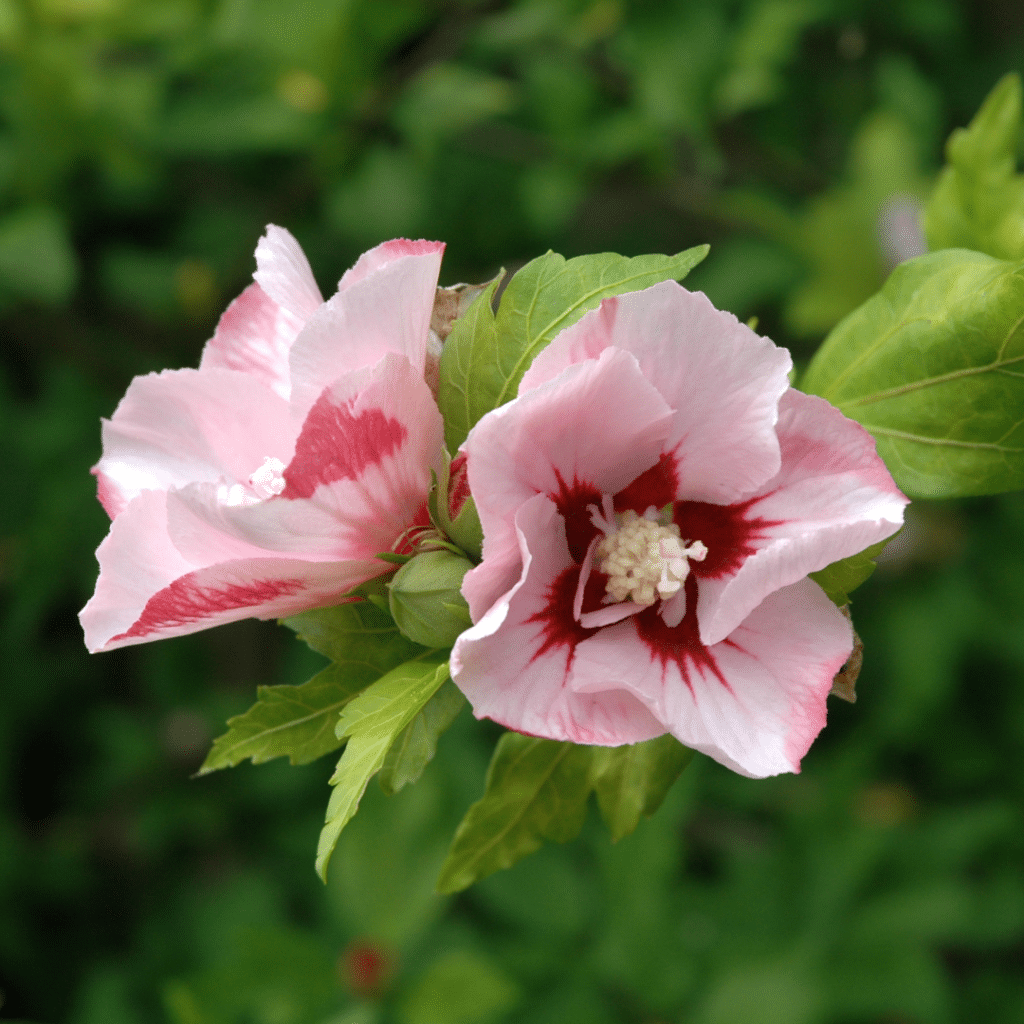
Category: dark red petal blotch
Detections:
[
  {"x1": 673, "y1": 496, "x2": 782, "y2": 580},
  {"x1": 633, "y1": 577, "x2": 729, "y2": 693},
  {"x1": 549, "y1": 469, "x2": 602, "y2": 563},
  {"x1": 113, "y1": 573, "x2": 306, "y2": 641}
]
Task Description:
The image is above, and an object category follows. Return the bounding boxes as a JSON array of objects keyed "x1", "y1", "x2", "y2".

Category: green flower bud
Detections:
[{"x1": 387, "y1": 549, "x2": 474, "y2": 648}]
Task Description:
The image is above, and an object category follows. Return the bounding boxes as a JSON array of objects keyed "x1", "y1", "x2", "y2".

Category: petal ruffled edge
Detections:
[
  {"x1": 252, "y1": 224, "x2": 324, "y2": 327},
  {"x1": 522, "y1": 281, "x2": 793, "y2": 504},
  {"x1": 338, "y1": 238, "x2": 445, "y2": 291},
  {"x1": 571, "y1": 577, "x2": 852, "y2": 777},
  {"x1": 694, "y1": 389, "x2": 908, "y2": 645},
  {"x1": 288, "y1": 240, "x2": 445, "y2": 420}
]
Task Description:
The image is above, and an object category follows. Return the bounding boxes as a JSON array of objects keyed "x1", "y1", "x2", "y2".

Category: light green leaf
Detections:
[
  {"x1": 202, "y1": 603, "x2": 424, "y2": 773},
  {"x1": 809, "y1": 538, "x2": 892, "y2": 606},
  {"x1": 197, "y1": 664, "x2": 374, "y2": 773},
  {"x1": 437, "y1": 246, "x2": 709, "y2": 452},
  {"x1": 283, "y1": 600, "x2": 423, "y2": 670},
  {"x1": 924, "y1": 73, "x2": 1024, "y2": 261},
  {"x1": 590, "y1": 735, "x2": 695, "y2": 842},
  {"x1": 378, "y1": 678, "x2": 466, "y2": 796},
  {"x1": 801, "y1": 248, "x2": 1024, "y2": 498},
  {"x1": 316, "y1": 655, "x2": 449, "y2": 880},
  {"x1": 436, "y1": 733, "x2": 593, "y2": 894}
]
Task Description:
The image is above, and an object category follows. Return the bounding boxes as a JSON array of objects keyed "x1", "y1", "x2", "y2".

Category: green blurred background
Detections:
[{"x1": 2, "y1": 0, "x2": 1024, "y2": 1021}]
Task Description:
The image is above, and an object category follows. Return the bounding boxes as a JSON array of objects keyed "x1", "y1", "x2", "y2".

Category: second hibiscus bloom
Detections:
[
  {"x1": 450, "y1": 281, "x2": 907, "y2": 778},
  {"x1": 81, "y1": 228, "x2": 445, "y2": 652}
]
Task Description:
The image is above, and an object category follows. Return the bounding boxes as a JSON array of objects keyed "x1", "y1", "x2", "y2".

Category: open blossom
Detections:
[
  {"x1": 80, "y1": 227, "x2": 445, "y2": 652},
  {"x1": 450, "y1": 281, "x2": 908, "y2": 777}
]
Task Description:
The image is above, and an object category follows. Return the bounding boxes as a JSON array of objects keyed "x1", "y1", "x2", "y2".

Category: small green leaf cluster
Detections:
[{"x1": 438, "y1": 732, "x2": 694, "y2": 893}]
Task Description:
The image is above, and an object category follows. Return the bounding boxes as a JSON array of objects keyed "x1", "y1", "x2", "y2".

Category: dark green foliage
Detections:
[{"x1": 4, "y1": 1, "x2": 1024, "y2": 1022}]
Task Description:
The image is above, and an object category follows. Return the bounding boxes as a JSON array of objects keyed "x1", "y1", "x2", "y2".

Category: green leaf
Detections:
[
  {"x1": 720, "y1": 112, "x2": 929, "y2": 337},
  {"x1": 924, "y1": 73, "x2": 1024, "y2": 261},
  {"x1": 590, "y1": 735, "x2": 695, "y2": 842},
  {"x1": 0, "y1": 206, "x2": 78, "y2": 303},
  {"x1": 398, "y1": 949, "x2": 520, "y2": 1024},
  {"x1": 436, "y1": 733, "x2": 593, "y2": 894},
  {"x1": 809, "y1": 538, "x2": 893, "y2": 606},
  {"x1": 800, "y1": 248, "x2": 1024, "y2": 498},
  {"x1": 436, "y1": 272, "x2": 503, "y2": 453},
  {"x1": 316, "y1": 655, "x2": 449, "y2": 880},
  {"x1": 379, "y1": 677, "x2": 466, "y2": 796},
  {"x1": 197, "y1": 664, "x2": 374, "y2": 773},
  {"x1": 437, "y1": 246, "x2": 710, "y2": 452},
  {"x1": 202, "y1": 603, "x2": 425, "y2": 773},
  {"x1": 283, "y1": 600, "x2": 422, "y2": 669}
]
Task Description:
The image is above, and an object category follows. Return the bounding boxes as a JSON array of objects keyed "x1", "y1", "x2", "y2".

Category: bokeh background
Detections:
[{"x1": 2, "y1": 0, "x2": 1024, "y2": 1021}]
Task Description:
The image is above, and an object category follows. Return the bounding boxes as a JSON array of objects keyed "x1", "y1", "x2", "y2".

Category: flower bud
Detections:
[
  {"x1": 435, "y1": 450, "x2": 483, "y2": 559},
  {"x1": 387, "y1": 549, "x2": 474, "y2": 648}
]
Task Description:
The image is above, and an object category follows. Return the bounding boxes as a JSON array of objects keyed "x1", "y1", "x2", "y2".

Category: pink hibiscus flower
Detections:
[
  {"x1": 81, "y1": 227, "x2": 445, "y2": 652},
  {"x1": 450, "y1": 281, "x2": 907, "y2": 777}
]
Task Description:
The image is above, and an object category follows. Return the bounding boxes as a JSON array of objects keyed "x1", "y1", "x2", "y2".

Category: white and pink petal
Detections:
[
  {"x1": 465, "y1": 347, "x2": 674, "y2": 568},
  {"x1": 571, "y1": 577, "x2": 852, "y2": 777},
  {"x1": 338, "y1": 237, "x2": 445, "y2": 291},
  {"x1": 199, "y1": 282, "x2": 302, "y2": 400},
  {"x1": 288, "y1": 240, "x2": 444, "y2": 419},
  {"x1": 522, "y1": 282, "x2": 793, "y2": 504},
  {"x1": 692, "y1": 389, "x2": 908, "y2": 645},
  {"x1": 95, "y1": 367, "x2": 295, "y2": 515},
  {"x1": 79, "y1": 481, "x2": 379, "y2": 653},
  {"x1": 169, "y1": 353, "x2": 442, "y2": 562},
  {"x1": 252, "y1": 224, "x2": 324, "y2": 327},
  {"x1": 452, "y1": 494, "x2": 664, "y2": 745}
]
